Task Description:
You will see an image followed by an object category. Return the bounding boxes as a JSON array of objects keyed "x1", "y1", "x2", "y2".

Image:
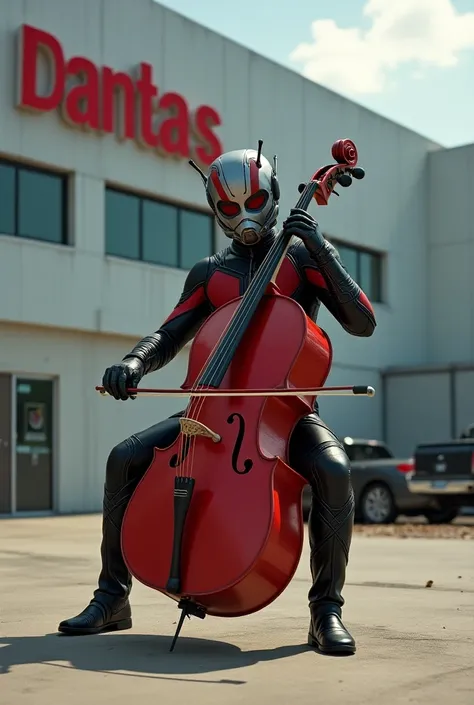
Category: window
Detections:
[
  {"x1": 344, "y1": 443, "x2": 392, "y2": 462},
  {"x1": 180, "y1": 209, "x2": 213, "y2": 270},
  {"x1": 142, "y1": 200, "x2": 178, "y2": 267},
  {"x1": 329, "y1": 238, "x2": 384, "y2": 303},
  {"x1": 105, "y1": 187, "x2": 214, "y2": 269},
  {"x1": 0, "y1": 164, "x2": 15, "y2": 235},
  {"x1": 105, "y1": 190, "x2": 140, "y2": 260},
  {"x1": 0, "y1": 159, "x2": 67, "y2": 244}
]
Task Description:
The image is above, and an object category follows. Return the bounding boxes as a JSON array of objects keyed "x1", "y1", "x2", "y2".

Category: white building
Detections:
[{"x1": 1, "y1": 0, "x2": 473, "y2": 515}]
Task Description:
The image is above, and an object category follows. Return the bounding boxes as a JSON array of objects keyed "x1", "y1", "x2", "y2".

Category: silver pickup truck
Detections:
[{"x1": 302, "y1": 437, "x2": 459, "y2": 525}]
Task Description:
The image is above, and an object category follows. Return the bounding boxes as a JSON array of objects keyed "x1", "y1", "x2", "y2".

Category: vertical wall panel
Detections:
[
  {"x1": 454, "y1": 370, "x2": 474, "y2": 436},
  {"x1": 385, "y1": 372, "x2": 451, "y2": 457}
]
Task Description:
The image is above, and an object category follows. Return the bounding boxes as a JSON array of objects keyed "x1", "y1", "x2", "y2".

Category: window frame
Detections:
[
  {"x1": 0, "y1": 156, "x2": 68, "y2": 246},
  {"x1": 105, "y1": 184, "x2": 215, "y2": 270},
  {"x1": 328, "y1": 236, "x2": 384, "y2": 303}
]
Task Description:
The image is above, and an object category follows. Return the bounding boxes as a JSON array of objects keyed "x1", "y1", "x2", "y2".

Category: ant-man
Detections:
[{"x1": 58, "y1": 146, "x2": 376, "y2": 654}]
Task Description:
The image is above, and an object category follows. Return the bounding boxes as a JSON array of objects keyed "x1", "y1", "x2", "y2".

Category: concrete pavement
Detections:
[{"x1": 1, "y1": 515, "x2": 473, "y2": 705}]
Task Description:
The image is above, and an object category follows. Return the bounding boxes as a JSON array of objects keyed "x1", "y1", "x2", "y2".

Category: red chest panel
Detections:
[
  {"x1": 275, "y1": 257, "x2": 301, "y2": 295},
  {"x1": 206, "y1": 271, "x2": 241, "y2": 309},
  {"x1": 206, "y1": 257, "x2": 302, "y2": 310}
]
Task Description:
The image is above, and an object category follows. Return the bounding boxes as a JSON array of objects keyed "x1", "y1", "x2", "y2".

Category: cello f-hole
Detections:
[{"x1": 227, "y1": 413, "x2": 253, "y2": 474}]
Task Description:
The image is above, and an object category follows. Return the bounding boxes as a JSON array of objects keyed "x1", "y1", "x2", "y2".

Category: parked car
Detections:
[
  {"x1": 302, "y1": 437, "x2": 458, "y2": 524},
  {"x1": 408, "y1": 430, "x2": 474, "y2": 512}
]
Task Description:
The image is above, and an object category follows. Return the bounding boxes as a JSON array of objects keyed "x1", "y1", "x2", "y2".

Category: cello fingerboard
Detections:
[{"x1": 197, "y1": 180, "x2": 320, "y2": 388}]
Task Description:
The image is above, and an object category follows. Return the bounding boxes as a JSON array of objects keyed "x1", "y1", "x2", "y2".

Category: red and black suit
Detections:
[{"x1": 58, "y1": 223, "x2": 376, "y2": 654}]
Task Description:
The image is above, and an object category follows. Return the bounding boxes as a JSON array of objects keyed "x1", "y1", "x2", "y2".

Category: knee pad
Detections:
[
  {"x1": 106, "y1": 436, "x2": 143, "y2": 492},
  {"x1": 311, "y1": 444, "x2": 352, "y2": 508}
]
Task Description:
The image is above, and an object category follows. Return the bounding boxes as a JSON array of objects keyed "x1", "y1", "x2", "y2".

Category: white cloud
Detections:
[{"x1": 289, "y1": 0, "x2": 474, "y2": 94}]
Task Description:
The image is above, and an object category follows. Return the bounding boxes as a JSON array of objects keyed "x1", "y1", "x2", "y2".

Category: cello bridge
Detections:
[{"x1": 179, "y1": 417, "x2": 221, "y2": 443}]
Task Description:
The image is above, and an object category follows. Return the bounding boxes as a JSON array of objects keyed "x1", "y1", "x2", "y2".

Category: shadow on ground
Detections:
[{"x1": 0, "y1": 632, "x2": 311, "y2": 684}]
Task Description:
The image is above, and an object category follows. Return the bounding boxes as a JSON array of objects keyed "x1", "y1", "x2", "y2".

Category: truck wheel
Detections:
[
  {"x1": 423, "y1": 508, "x2": 458, "y2": 524},
  {"x1": 359, "y1": 482, "x2": 398, "y2": 524}
]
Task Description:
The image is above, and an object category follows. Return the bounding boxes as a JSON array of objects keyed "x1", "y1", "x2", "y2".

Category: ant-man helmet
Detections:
[{"x1": 204, "y1": 146, "x2": 280, "y2": 246}]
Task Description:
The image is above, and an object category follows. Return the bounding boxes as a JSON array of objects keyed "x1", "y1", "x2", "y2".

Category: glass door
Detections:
[
  {"x1": 15, "y1": 378, "x2": 54, "y2": 512},
  {"x1": 0, "y1": 373, "x2": 12, "y2": 513}
]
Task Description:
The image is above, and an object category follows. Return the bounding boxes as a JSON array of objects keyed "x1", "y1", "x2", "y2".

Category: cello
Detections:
[{"x1": 97, "y1": 138, "x2": 374, "y2": 651}]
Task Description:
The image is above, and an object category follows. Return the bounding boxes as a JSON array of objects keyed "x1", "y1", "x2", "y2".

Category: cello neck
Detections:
[{"x1": 196, "y1": 180, "x2": 320, "y2": 389}]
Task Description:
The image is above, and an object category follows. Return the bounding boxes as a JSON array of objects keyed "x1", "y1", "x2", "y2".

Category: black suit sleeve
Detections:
[
  {"x1": 122, "y1": 257, "x2": 213, "y2": 374},
  {"x1": 301, "y1": 242, "x2": 376, "y2": 337}
]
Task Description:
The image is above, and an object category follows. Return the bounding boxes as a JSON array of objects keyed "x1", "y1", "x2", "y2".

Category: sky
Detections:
[{"x1": 157, "y1": 0, "x2": 474, "y2": 148}]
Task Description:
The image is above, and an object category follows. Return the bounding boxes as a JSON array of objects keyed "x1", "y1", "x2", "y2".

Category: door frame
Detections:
[{"x1": 9, "y1": 373, "x2": 58, "y2": 517}]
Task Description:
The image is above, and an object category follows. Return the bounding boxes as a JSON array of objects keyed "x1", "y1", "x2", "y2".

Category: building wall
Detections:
[
  {"x1": 316, "y1": 364, "x2": 383, "y2": 441},
  {"x1": 427, "y1": 143, "x2": 474, "y2": 364},
  {"x1": 1, "y1": 0, "x2": 465, "y2": 512},
  {"x1": 378, "y1": 143, "x2": 474, "y2": 458},
  {"x1": 384, "y1": 365, "x2": 474, "y2": 457},
  {"x1": 0, "y1": 0, "x2": 440, "y2": 369}
]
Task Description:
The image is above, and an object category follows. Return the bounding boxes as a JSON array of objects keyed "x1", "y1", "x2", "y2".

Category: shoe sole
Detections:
[
  {"x1": 57, "y1": 618, "x2": 132, "y2": 636},
  {"x1": 308, "y1": 633, "x2": 356, "y2": 655}
]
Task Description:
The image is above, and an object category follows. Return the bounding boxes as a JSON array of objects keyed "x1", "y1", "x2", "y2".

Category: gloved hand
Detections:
[
  {"x1": 102, "y1": 357, "x2": 144, "y2": 401},
  {"x1": 282, "y1": 208, "x2": 326, "y2": 256}
]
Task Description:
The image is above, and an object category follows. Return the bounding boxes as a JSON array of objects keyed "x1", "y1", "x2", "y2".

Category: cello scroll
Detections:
[{"x1": 298, "y1": 137, "x2": 365, "y2": 206}]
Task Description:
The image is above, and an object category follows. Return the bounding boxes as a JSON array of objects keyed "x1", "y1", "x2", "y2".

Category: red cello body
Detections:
[{"x1": 121, "y1": 292, "x2": 332, "y2": 617}]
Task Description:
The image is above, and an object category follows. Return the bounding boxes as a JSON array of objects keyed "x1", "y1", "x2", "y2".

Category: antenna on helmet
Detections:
[
  {"x1": 273, "y1": 154, "x2": 278, "y2": 175},
  {"x1": 188, "y1": 159, "x2": 208, "y2": 185},
  {"x1": 256, "y1": 139, "x2": 263, "y2": 168}
]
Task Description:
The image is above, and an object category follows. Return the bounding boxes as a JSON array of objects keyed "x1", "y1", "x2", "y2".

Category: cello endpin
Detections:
[{"x1": 169, "y1": 599, "x2": 207, "y2": 653}]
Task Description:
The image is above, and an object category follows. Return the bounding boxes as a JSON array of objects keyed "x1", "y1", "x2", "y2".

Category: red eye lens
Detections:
[
  {"x1": 245, "y1": 191, "x2": 268, "y2": 211},
  {"x1": 218, "y1": 201, "x2": 240, "y2": 217}
]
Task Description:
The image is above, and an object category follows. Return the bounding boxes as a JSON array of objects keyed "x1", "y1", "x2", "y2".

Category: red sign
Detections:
[{"x1": 16, "y1": 24, "x2": 223, "y2": 167}]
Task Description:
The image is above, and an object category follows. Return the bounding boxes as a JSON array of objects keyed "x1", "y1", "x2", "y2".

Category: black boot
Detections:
[
  {"x1": 307, "y1": 492, "x2": 356, "y2": 654},
  {"x1": 58, "y1": 476, "x2": 136, "y2": 635}
]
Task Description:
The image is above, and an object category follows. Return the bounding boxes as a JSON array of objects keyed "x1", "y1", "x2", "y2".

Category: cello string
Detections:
[
  {"x1": 180, "y1": 243, "x2": 282, "y2": 479},
  {"x1": 176, "y1": 159, "x2": 349, "y2": 478},
  {"x1": 188, "y1": 179, "x2": 318, "y2": 399},
  {"x1": 185, "y1": 159, "x2": 346, "y2": 405},
  {"x1": 180, "y1": 214, "x2": 296, "y2": 478},
  {"x1": 180, "y1": 180, "x2": 320, "y2": 479},
  {"x1": 180, "y1": 180, "x2": 320, "y2": 480}
]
